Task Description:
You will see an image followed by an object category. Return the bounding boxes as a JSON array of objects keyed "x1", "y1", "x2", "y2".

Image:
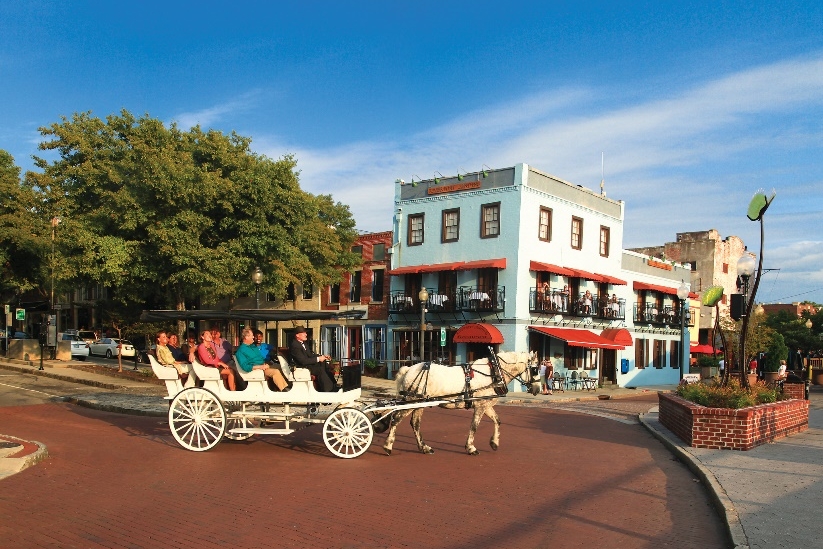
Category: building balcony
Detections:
[
  {"x1": 633, "y1": 304, "x2": 694, "y2": 327},
  {"x1": 529, "y1": 288, "x2": 625, "y2": 320},
  {"x1": 456, "y1": 286, "x2": 505, "y2": 312}
]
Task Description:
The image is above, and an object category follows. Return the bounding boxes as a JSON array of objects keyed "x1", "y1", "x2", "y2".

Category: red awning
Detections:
[
  {"x1": 453, "y1": 323, "x2": 505, "y2": 344},
  {"x1": 393, "y1": 258, "x2": 507, "y2": 275},
  {"x1": 529, "y1": 261, "x2": 575, "y2": 276},
  {"x1": 568, "y1": 268, "x2": 604, "y2": 282},
  {"x1": 528, "y1": 326, "x2": 628, "y2": 349},
  {"x1": 459, "y1": 258, "x2": 507, "y2": 270},
  {"x1": 633, "y1": 281, "x2": 699, "y2": 299},
  {"x1": 598, "y1": 274, "x2": 627, "y2": 286},
  {"x1": 690, "y1": 344, "x2": 722, "y2": 355},
  {"x1": 599, "y1": 328, "x2": 633, "y2": 346},
  {"x1": 389, "y1": 261, "x2": 465, "y2": 275}
]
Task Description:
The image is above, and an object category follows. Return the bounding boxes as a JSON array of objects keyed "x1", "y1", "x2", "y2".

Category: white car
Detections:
[
  {"x1": 59, "y1": 333, "x2": 90, "y2": 361},
  {"x1": 89, "y1": 338, "x2": 136, "y2": 359}
]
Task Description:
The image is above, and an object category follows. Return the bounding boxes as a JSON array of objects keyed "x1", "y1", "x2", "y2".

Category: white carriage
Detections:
[{"x1": 150, "y1": 354, "x2": 378, "y2": 458}]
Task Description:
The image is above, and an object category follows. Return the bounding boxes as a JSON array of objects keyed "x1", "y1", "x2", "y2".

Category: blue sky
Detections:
[{"x1": 1, "y1": 1, "x2": 822, "y2": 305}]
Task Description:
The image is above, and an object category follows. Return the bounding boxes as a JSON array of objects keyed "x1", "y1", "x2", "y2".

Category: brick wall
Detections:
[
  {"x1": 659, "y1": 392, "x2": 809, "y2": 450},
  {"x1": 783, "y1": 382, "x2": 806, "y2": 400}
]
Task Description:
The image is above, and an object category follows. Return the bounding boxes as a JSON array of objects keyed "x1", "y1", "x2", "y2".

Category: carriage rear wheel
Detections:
[
  {"x1": 322, "y1": 408, "x2": 374, "y2": 459},
  {"x1": 169, "y1": 387, "x2": 226, "y2": 451}
]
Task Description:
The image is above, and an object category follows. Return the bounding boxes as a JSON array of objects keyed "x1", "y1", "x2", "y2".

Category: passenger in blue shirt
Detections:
[{"x1": 253, "y1": 329, "x2": 274, "y2": 362}]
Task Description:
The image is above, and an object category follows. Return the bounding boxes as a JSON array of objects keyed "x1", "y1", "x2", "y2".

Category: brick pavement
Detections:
[{"x1": 0, "y1": 398, "x2": 727, "y2": 549}]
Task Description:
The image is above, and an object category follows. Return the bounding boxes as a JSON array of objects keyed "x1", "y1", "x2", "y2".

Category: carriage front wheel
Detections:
[
  {"x1": 322, "y1": 408, "x2": 374, "y2": 458},
  {"x1": 169, "y1": 387, "x2": 226, "y2": 451}
]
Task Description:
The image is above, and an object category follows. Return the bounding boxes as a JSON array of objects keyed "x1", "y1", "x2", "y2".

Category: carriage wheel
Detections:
[
  {"x1": 168, "y1": 387, "x2": 226, "y2": 451},
  {"x1": 322, "y1": 408, "x2": 374, "y2": 459}
]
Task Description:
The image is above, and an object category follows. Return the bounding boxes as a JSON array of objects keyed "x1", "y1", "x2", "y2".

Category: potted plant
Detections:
[
  {"x1": 697, "y1": 355, "x2": 719, "y2": 379},
  {"x1": 363, "y1": 358, "x2": 379, "y2": 377},
  {"x1": 762, "y1": 333, "x2": 788, "y2": 383}
]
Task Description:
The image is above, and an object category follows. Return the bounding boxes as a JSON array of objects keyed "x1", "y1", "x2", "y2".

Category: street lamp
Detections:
[
  {"x1": 50, "y1": 216, "x2": 61, "y2": 358},
  {"x1": 737, "y1": 254, "x2": 756, "y2": 294},
  {"x1": 251, "y1": 266, "x2": 263, "y2": 329},
  {"x1": 418, "y1": 287, "x2": 429, "y2": 361},
  {"x1": 676, "y1": 280, "x2": 690, "y2": 382}
]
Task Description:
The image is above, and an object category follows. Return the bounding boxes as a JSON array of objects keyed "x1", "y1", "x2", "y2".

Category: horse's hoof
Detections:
[
  {"x1": 422, "y1": 446, "x2": 434, "y2": 454},
  {"x1": 468, "y1": 449, "x2": 479, "y2": 456},
  {"x1": 490, "y1": 441, "x2": 499, "y2": 451},
  {"x1": 383, "y1": 448, "x2": 392, "y2": 456}
]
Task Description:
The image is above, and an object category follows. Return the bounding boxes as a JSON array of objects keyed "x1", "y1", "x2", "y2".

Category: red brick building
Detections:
[
  {"x1": 319, "y1": 231, "x2": 392, "y2": 366},
  {"x1": 761, "y1": 302, "x2": 818, "y2": 318}
]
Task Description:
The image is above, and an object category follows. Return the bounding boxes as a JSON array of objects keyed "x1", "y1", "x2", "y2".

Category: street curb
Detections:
[
  {"x1": 0, "y1": 434, "x2": 49, "y2": 480},
  {"x1": 0, "y1": 363, "x2": 137, "y2": 391},
  {"x1": 61, "y1": 396, "x2": 167, "y2": 418},
  {"x1": 639, "y1": 412, "x2": 749, "y2": 549}
]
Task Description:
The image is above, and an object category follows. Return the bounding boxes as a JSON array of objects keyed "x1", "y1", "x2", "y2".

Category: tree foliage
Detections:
[
  {"x1": 0, "y1": 150, "x2": 47, "y2": 302},
  {"x1": 21, "y1": 110, "x2": 360, "y2": 317},
  {"x1": 763, "y1": 309, "x2": 822, "y2": 354}
]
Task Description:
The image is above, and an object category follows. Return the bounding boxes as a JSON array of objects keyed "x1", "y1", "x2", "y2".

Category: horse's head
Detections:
[{"x1": 497, "y1": 351, "x2": 541, "y2": 395}]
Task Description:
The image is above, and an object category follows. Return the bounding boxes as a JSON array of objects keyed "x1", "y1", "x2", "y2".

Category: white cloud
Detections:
[
  {"x1": 252, "y1": 52, "x2": 823, "y2": 303},
  {"x1": 171, "y1": 90, "x2": 262, "y2": 130}
]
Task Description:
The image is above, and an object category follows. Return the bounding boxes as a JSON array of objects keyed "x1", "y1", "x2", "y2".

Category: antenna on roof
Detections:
[{"x1": 600, "y1": 152, "x2": 606, "y2": 197}]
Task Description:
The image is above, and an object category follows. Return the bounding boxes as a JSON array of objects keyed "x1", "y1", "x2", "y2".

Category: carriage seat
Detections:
[
  {"x1": 277, "y1": 354, "x2": 312, "y2": 383},
  {"x1": 148, "y1": 354, "x2": 196, "y2": 398}
]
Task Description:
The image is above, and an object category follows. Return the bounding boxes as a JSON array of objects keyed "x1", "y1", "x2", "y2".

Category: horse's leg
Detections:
[
  {"x1": 382, "y1": 409, "x2": 412, "y2": 456},
  {"x1": 410, "y1": 408, "x2": 434, "y2": 454},
  {"x1": 485, "y1": 405, "x2": 502, "y2": 451},
  {"x1": 465, "y1": 404, "x2": 485, "y2": 455}
]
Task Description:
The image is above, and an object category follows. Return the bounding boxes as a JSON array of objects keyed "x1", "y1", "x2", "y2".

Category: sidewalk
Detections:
[{"x1": 2, "y1": 357, "x2": 821, "y2": 549}]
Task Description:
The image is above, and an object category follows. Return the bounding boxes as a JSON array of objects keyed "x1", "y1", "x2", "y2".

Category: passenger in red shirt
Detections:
[{"x1": 197, "y1": 330, "x2": 236, "y2": 391}]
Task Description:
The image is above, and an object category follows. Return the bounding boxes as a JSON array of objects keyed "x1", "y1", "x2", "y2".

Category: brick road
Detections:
[{"x1": 0, "y1": 396, "x2": 728, "y2": 548}]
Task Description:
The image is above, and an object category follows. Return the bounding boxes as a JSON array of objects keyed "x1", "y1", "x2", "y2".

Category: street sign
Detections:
[
  {"x1": 440, "y1": 327, "x2": 446, "y2": 346},
  {"x1": 15, "y1": 308, "x2": 25, "y2": 321},
  {"x1": 3, "y1": 304, "x2": 8, "y2": 315}
]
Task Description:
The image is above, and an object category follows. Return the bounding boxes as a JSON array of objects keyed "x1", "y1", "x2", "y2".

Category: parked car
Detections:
[
  {"x1": 58, "y1": 333, "x2": 90, "y2": 361},
  {"x1": 132, "y1": 340, "x2": 157, "y2": 364},
  {"x1": 89, "y1": 338, "x2": 136, "y2": 359},
  {"x1": 76, "y1": 330, "x2": 97, "y2": 344}
]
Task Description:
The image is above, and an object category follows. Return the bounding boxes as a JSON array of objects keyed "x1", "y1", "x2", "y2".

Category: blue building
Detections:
[{"x1": 387, "y1": 164, "x2": 696, "y2": 388}]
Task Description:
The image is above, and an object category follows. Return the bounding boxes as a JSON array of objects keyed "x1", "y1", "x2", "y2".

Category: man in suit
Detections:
[{"x1": 289, "y1": 326, "x2": 335, "y2": 392}]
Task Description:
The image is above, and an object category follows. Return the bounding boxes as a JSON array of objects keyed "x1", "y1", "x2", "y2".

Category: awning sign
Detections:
[{"x1": 15, "y1": 308, "x2": 25, "y2": 321}]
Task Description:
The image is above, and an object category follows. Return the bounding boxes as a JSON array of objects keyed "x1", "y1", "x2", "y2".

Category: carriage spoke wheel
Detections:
[
  {"x1": 168, "y1": 388, "x2": 226, "y2": 451},
  {"x1": 322, "y1": 408, "x2": 373, "y2": 459}
]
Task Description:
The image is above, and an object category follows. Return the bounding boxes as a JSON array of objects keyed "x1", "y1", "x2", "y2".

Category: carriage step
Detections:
[{"x1": 229, "y1": 428, "x2": 295, "y2": 435}]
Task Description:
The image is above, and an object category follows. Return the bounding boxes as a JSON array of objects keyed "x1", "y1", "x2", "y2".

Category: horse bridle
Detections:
[{"x1": 494, "y1": 351, "x2": 539, "y2": 388}]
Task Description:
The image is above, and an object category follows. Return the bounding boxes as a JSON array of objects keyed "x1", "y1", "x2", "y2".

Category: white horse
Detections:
[{"x1": 382, "y1": 351, "x2": 539, "y2": 456}]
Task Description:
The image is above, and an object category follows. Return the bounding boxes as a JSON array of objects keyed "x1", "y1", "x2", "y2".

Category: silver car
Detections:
[{"x1": 89, "y1": 337, "x2": 136, "y2": 359}]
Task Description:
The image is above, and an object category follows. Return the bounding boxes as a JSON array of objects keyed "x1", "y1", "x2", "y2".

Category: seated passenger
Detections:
[
  {"x1": 167, "y1": 333, "x2": 186, "y2": 362},
  {"x1": 778, "y1": 360, "x2": 788, "y2": 380},
  {"x1": 289, "y1": 326, "x2": 336, "y2": 392},
  {"x1": 210, "y1": 324, "x2": 233, "y2": 363},
  {"x1": 197, "y1": 330, "x2": 236, "y2": 391},
  {"x1": 253, "y1": 329, "x2": 274, "y2": 362},
  {"x1": 236, "y1": 328, "x2": 288, "y2": 391},
  {"x1": 155, "y1": 330, "x2": 188, "y2": 381}
]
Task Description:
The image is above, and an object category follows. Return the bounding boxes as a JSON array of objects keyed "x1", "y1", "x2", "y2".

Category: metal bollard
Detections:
[{"x1": 133, "y1": 350, "x2": 140, "y2": 371}]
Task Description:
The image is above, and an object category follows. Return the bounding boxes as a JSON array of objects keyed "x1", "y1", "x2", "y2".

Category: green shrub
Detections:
[
  {"x1": 363, "y1": 358, "x2": 379, "y2": 370},
  {"x1": 676, "y1": 379, "x2": 786, "y2": 409}
]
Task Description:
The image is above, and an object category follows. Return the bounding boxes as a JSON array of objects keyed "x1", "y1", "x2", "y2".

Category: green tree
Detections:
[
  {"x1": 27, "y1": 110, "x2": 360, "y2": 318},
  {"x1": 0, "y1": 150, "x2": 47, "y2": 303},
  {"x1": 763, "y1": 332, "x2": 788, "y2": 373}
]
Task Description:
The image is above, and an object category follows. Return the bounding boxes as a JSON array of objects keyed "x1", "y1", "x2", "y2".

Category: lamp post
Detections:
[
  {"x1": 50, "y1": 216, "x2": 61, "y2": 358},
  {"x1": 251, "y1": 266, "x2": 263, "y2": 330},
  {"x1": 418, "y1": 287, "x2": 429, "y2": 361},
  {"x1": 677, "y1": 281, "x2": 690, "y2": 382},
  {"x1": 806, "y1": 319, "x2": 814, "y2": 383},
  {"x1": 736, "y1": 254, "x2": 757, "y2": 386}
]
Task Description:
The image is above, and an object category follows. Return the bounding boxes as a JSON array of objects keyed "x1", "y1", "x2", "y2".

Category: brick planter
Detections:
[{"x1": 658, "y1": 392, "x2": 809, "y2": 450}]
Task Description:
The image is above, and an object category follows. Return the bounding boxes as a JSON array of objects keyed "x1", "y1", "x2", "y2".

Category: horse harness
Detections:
[{"x1": 399, "y1": 348, "x2": 534, "y2": 408}]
